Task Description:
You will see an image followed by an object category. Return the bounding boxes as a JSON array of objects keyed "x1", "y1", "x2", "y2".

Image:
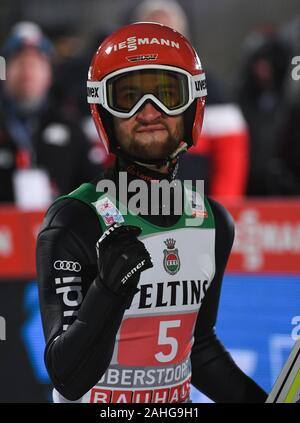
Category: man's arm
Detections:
[
  {"x1": 191, "y1": 198, "x2": 267, "y2": 402},
  {"x1": 37, "y1": 199, "x2": 135, "y2": 401}
]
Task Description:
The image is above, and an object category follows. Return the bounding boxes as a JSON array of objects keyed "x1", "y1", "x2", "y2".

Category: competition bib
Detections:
[{"x1": 53, "y1": 182, "x2": 216, "y2": 403}]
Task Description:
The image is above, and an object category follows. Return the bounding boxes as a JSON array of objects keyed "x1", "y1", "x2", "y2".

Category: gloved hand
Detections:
[{"x1": 96, "y1": 223, "x2": 153, "y2": 295}]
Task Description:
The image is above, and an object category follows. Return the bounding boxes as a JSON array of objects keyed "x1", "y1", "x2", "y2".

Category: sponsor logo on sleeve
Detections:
[
  {"x1": 54, "y1": 260, "x2": 81, "y2": 272},
  {"x1": 55, "y1": 276, "x2": 83, "y2": 331},
  {"x1": 121, "y1": 259, "x2": 146, "y2": 285}
]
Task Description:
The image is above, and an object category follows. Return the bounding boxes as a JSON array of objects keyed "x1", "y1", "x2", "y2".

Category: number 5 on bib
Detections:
[{"x1": 117, "y1": 313, "x2": 197, "y2": 366}]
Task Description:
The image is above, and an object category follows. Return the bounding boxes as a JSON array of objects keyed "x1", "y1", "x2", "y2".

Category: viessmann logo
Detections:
[
  {"x1": 110, "y1": 36, "x2": 180, "y2": 53},
  {"x1": 54, "y1": 260, "x2": 81, "y2": 272}
]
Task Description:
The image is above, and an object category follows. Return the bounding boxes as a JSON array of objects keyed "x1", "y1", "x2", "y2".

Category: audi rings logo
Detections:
[{"x1": 54, "y1": 260, "x2": 81, "y2": 272}]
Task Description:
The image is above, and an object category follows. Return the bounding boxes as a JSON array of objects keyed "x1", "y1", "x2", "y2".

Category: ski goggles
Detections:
[{"x1": 87, "y1": 65, "x2": 207, "y2": 118}]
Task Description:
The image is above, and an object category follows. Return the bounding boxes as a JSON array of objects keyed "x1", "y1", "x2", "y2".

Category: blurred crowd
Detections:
[{"x1": 0, "y1": 0, "x2": 299, "y2": 208}]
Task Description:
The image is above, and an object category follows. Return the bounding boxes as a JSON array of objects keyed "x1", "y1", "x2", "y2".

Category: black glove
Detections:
[{"x1": 96, "y1": 223, "x2": 153, "y2": 295}]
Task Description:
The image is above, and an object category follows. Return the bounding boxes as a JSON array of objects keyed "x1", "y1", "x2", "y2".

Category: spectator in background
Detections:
[
  {"x1": 0, "y1": 22, "x2": 103, "y2": 207},
  {"x1": 272, "y1": 16, "x2": 300, "y2": 195},
  {"x1": 47, "y1": 25, "x2": 113, "y2": 170},
  {"x1": 236, "y1": 30, "x2": 291, "y2": 196},
  {"x1": 275, "y1": 101, "x2": 300, "y2": 195},
  {"x1": 131, "y1": 0, "x2": 249, "y2": 199},
  {"x1": 47, "y1": 24, "x2": 88, "y2": 119},
  {"x1": 280, "y1": 15, "x2": 300, "y2": 106}
]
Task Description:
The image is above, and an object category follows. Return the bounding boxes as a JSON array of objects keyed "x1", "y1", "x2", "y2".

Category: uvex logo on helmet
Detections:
[{"x1": 110, "y1": 36, "x2": 180, "y2": 53}]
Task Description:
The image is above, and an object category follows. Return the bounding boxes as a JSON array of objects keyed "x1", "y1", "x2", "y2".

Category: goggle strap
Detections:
[
  {"x1": 87, "y1": 81, "x2": 103, "y2": 104},
  {"x1": 191, "y1": 73, "x2": 207, "y2": 98}
]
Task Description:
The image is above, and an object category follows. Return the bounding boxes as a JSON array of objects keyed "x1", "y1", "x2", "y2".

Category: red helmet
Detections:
[{"x1": 87, "y1": 22, "x2": 206, "y2": 162}]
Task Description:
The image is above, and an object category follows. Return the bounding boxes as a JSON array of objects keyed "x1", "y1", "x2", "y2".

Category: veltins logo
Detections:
[
  {"x1": 163, "y1": 238, "x2": 180, "y2": 275},
  {"x1": 0, "y1": 56, "x2": 6, "y2": 80}
]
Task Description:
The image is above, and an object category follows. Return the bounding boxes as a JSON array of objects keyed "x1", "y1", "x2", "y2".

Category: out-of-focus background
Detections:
[{"x1": 0, "y1": 0, "x2": 300, "y2": 403}]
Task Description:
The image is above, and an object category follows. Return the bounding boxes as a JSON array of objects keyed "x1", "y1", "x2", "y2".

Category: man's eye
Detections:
[
  {"x1": 120, "y1": 92, "x2": 140, "y2": 104},
  {"x1": 127, "y1": 92, "x2": 140, "y2": 100},
  {"x1": 158, "y1": 89, "x2": 179, "y2": 104},
  {"x1": 161, "y1": 90, "x2": 174, "y2": 96}
]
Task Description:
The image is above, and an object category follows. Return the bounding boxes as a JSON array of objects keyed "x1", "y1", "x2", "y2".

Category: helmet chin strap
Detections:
[
  {"x1": 169, "y1": 141, "x2": 188, "y2": 160},
  {"x1": 133, "y1": 141, "x2": 188, "y2": 173}
]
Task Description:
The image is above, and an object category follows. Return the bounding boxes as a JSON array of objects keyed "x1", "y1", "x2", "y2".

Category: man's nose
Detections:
[{"x1": 136, "y1": 101, "x2": 162, "y2": 122}]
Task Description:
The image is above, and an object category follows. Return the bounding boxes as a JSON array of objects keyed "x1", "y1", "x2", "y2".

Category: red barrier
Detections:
[
  {"x1": 225, "y1": 199, "x2": 300, "y2": 273},
  {"x1": 0, "y1": 200, "x2": 300, "y2": 278},
  {"x1": 0, "y1": 207, "x2": 44, "y2": 279}
]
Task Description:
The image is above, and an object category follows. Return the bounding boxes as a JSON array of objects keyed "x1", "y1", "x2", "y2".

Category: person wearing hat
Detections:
[{"x1": 0, "y1": 22, "x2": 102, "y2": 206}]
